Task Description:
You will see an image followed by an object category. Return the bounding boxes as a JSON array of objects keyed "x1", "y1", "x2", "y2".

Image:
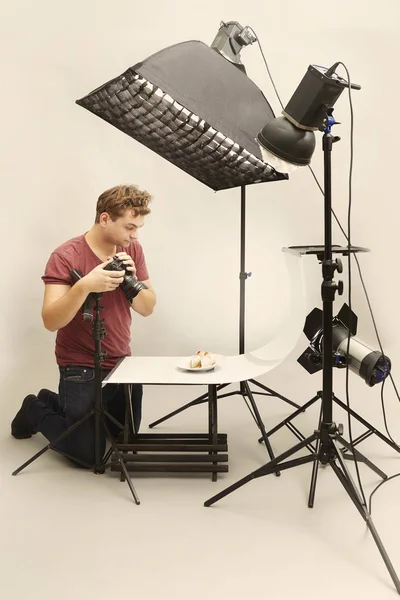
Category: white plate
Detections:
[
  {"x1": 177, "y1": 363, "x2": 216, "y2": 372},
  {"x1": 177, "y1": 355, "x2": 221, "y2": 372}
]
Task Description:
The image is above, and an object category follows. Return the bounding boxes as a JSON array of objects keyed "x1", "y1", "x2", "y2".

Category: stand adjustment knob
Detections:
[
  {"x1": 337, "y1": 280, "x2": 344, "y2": 295},
  {"x1": 336, "y1": 258, "x2": 343, "y2": 273}
]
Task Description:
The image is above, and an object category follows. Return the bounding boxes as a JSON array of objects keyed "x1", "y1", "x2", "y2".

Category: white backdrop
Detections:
[{"x1": 1, "y1": 0, "x2": 400, "y2": 432}]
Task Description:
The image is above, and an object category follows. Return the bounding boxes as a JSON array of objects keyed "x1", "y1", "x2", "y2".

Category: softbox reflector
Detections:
[{"x1": 76, "y1": 41, "x2": 288, "y2": 191}]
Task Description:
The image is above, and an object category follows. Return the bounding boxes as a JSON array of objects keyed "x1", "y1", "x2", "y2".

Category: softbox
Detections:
[{"x1": 76, "y1": 41, "x2": 288, "y2": 191}]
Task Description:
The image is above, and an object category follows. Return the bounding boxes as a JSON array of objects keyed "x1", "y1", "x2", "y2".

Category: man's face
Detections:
[{"x1": 102, "y1": 210, "x2": 145, "y2": 247}]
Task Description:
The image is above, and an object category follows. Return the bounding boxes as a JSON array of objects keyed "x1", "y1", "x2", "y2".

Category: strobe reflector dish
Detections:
[{"x1": 298, "y1": 304, "x2": 391, "y2": 386}]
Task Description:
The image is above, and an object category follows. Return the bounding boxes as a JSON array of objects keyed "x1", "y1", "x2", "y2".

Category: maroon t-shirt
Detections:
[{"x1": 42, "y1": 234, "x2": 149, "y2": 369}]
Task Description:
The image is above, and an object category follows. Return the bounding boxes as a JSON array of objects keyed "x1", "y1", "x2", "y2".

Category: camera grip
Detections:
[{"x1": 69, "y1": 269, "x2": 96, "y2": 322}]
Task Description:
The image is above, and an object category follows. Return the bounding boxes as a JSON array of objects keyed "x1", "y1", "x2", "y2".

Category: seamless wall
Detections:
[{"x1": 1, "y1": 0, "x2": 399, "y2": 427}]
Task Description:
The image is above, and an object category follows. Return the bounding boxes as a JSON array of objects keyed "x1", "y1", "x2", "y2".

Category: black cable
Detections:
[
  {"x1": 380, "y1": 380, "x2": 398, "y2": 447},
  {"x1": 252, "y1": 33, "x2": 285, "y2": 109},
  {"x1": 252, "y1": 29, "x2": 350, "y2": 241},
  {"x1": 338, "y1": 61, "x2": 367, "y2": 507},
  {"x1": 355, "y1": 259, "x2": 400, "y2": 446},
  {"x1": 338, "y1": 63, "x2": 400, "y2": 513},
  {"x1": 369, "y1": 472, "x2": 400, "y2": 515},
  {"x1": 367, "y1": 378, "x2": 400, "y2": 514}
]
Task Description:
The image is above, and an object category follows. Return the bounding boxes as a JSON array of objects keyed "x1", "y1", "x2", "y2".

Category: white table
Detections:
[
  {"x1": 103, "y1": 252, "x2": 306, "y2": 481},
  {"x1": 104, "y1": 356, "x2": 246, "y2": 481},
  {"x1": 104, "y1": 353, "x2": 286, "y2": 386}
]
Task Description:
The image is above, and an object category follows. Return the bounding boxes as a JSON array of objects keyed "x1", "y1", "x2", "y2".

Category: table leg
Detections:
[
  {"x1": 208, "y1": 384, "x2": 218, "y2": 482},
  {"x1": 119, "y1": 384, "x2": 132, "y2": 482}
]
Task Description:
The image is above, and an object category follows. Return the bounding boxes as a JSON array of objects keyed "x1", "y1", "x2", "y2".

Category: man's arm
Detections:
[
  {"x1": 42, "y1": 260, "x2": 125, "y2": 332},
  {"x1": 130, "y1": 280, "x2": 156, "y2": 317},
  {"x1": 42, "y1": 281, "x2": 88, "y2": 332}
]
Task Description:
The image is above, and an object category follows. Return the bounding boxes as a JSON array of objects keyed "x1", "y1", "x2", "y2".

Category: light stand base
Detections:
[
  {"x1": 12, "y1": 294, "x2": 140, "y2": 504},
  {"x1": 12, "y1": 408, "x2": 140, "y2": 504},
  {"x1": 204, "y1": 425, "x2": 400, "y2": 594},
  {"x1": 258, "y1": 391, "x2": 400, "y2": 455},
  {"x1": 148, "y1": 380, "x2": 300, "y2": 473}
]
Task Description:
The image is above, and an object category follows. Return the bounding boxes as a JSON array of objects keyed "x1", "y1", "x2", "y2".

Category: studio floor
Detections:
[{"x1": 1, "y1": 377, "x2": 400, "y2": 600}]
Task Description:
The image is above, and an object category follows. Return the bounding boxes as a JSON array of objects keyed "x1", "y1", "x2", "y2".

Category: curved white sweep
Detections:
[{"x1": 105, "y1": 251, "x2": 306, "y2": 386}]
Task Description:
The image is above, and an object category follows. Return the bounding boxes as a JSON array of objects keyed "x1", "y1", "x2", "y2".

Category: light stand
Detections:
[
  {"x1": 148, "y1": 184, "x2": 301, "y2": 454},
  {"x1": 12, "y1": 295, "x2": 140, "y2": 504},
  {"x1": 75, "y1": 32, "x2": 302, "y2": 460},
  {"x1": 204, "y1": 113, "x2": 400, "y2": 594}
]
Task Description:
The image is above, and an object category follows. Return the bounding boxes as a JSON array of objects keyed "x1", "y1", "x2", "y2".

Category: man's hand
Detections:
[
  {"x1": 80, "y1": 260, "x2": 125, "y2": 293},
  {"x1": 111, "y1": 252, "x2": 136, "y2": 277}
]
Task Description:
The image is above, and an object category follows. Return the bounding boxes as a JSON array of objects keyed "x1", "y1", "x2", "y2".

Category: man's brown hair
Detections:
[{"x1": 95, "y1": 184, "x2": 152, "y2": 223}]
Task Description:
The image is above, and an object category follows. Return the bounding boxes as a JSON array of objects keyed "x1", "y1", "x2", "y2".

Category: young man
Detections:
[{"x1": 11, "y1": 184, "x2": 156, "y2": 467}]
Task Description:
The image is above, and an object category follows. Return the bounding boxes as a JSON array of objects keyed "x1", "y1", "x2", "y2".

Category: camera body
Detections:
[{"x1": 104, "y1": 256, "x2": 148, "y2": 301}]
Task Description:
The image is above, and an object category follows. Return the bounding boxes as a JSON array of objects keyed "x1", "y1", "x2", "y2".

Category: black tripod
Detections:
[
  {"x1": 204, "y1": 113, "x2": 400, "y2": 593},
  {"x1": 12, "y1": 294, "x2": 140, "y2": 505},
  {"x1": 148, "y1": 185, "x2": 301, "y2": 462}
]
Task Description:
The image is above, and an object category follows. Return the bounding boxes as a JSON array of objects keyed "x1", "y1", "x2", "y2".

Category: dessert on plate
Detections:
[{"x1": 189, "y1": 350, "x2": 216, "y2": 368}]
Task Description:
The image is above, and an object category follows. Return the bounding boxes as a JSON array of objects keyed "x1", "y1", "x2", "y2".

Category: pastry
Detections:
[{"x1": 190, "y1": 355, "x2": 202, "y2": 368}]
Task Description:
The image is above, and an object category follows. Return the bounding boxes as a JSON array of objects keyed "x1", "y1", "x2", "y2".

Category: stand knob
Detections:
[
  {"x1": 336, "y1": 258, "x2": 343, "y2": 273},
  {"x1": 337, "y1": 280, "x2": 344, "y2": 295}
]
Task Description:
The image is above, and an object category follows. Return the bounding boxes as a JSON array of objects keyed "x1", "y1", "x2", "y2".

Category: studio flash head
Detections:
[{"x1": 298, "y1": 304, "x2": 391, "y2": 386}]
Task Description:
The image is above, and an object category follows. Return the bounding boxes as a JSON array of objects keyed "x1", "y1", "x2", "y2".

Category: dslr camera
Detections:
[{"x1": 104, "y1": 255, "x2": 148, "y2": 301}]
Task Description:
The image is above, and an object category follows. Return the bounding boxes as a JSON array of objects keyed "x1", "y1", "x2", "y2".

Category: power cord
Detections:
[
  {"x1": 327, "y1": 63, "x2": 400, "y2": 512},
  {"x1": 339, "y1": 61, "x2": 367, "y2": 507},
  {"x1": 369, "y1": 469, "x2": 400, "y2": 514}
]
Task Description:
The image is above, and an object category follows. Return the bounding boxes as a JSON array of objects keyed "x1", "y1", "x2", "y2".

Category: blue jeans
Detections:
[{"x1": 29, "y1": 366, "x2": 142, "y2": 467}]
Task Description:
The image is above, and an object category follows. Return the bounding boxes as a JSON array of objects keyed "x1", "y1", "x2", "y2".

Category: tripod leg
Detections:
[
  {"x1": 336, "y1": 435, "x2": 387, "y2": 480},
  {"x1": 259, "y1": 394, "x2": 320, "y2": 443},
  {"x1": 119, "y1": 384, "x2": 132, "y2": 483},
  {"x1": 103, "y1": 409, "x2": 124, "y2": 432},
  {"x1": 103, "y1": 446, "x2": 113, "y2": 464},
  {"x1": 148, "y1": 384, "x2": 230, "y2": 428},
  {"x1": 249, "y1": 379, "x2": 301, "y2": 409},
  {"x1": 239, "y1": 381, "x2": 267, "y2": 431},
  {"x1": 204, "y1": 433, "x2": 318, "y2": 507},
  {"x1": 102, "y1": 417, "x2": 140, "y2": 505},
  {"x1": 127, "y1": 383, "x2": 136, "y2": 435},
  {"x1": 365, "y1": 517, "x2": 400, "y2": 594},
  {"x1": 242, "y1": 381, "x2": 278, "y2": 473},
  {"x1": 285, "y1": 421, "x2": 317, "y2": 453},
  {"x1": 106, "y1": 386, "x2": 132, "y2": 484},
  {"x1": 308, "y1": 438, "x2": 321, "y2": 508},
  {"x1": 330, "y1": 460, "x2": 366, "y2": 518},
  {"x1": 12, "y1": 412, "x2": 94, "y2": 475},
  {"x1": 330, "y1": 438, "x2": 400, "y2": 594},
  {"x1": 333, "y1": 395, "x2": 400, "y2": 453},
  {"x1": 308, "y1": 402, "x2": 323, "y2": 508}
]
